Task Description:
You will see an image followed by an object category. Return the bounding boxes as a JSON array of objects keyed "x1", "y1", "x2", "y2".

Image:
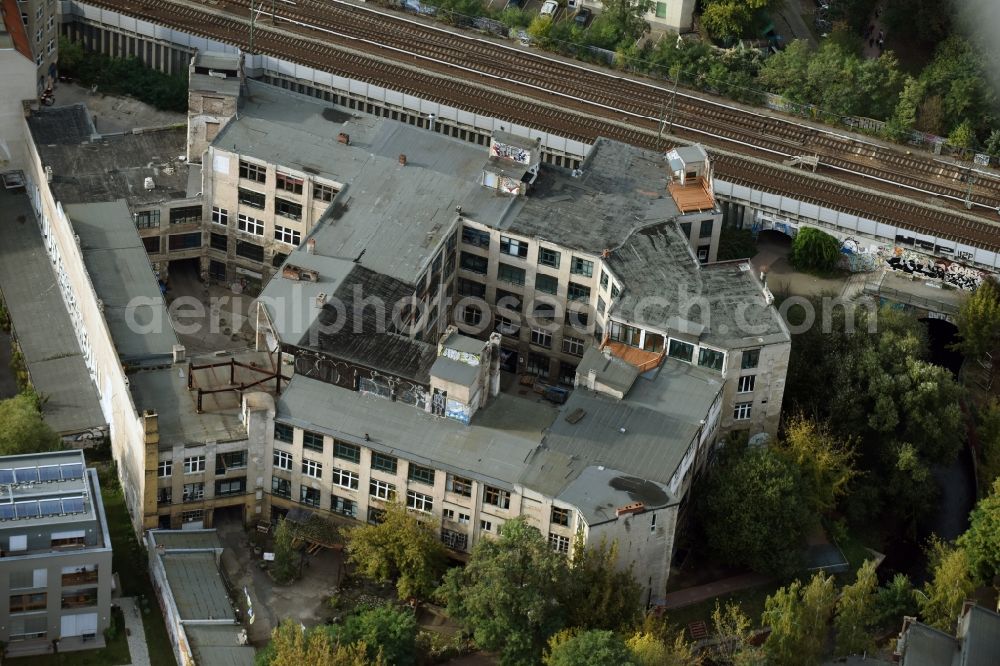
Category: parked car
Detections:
[
  {"x1": 540, "y1": 0, "x2": 558, "y2": 18},
  {"x1": 574, "y1": 6, "x2": 591, "y2": 26}
]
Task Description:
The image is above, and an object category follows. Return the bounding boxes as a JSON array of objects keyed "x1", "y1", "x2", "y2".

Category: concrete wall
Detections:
[{"x1": 0, "y1": 50, "x2": 38, "y2": 171}]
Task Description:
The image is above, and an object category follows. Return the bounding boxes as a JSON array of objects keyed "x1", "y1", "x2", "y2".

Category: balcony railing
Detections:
[{"x1": 62, "y1": 570, "x2": 99, "y2": 586}]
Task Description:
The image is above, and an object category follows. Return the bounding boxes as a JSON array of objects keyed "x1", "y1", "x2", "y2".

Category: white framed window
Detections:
[
  {"x1": 443, "y1": 508, "x2": 455, "y2": 521},
  {"x1": 273, "y1": 225, "x2": 301, "y2": 245},
  {"x1": 406, "y1": 490, "x2": 433, "y2": 513},
  {"x1": 479, "y1": 519, "x2": 493, "y2": 533},
  {"x1": 483, "y1": 486, "x2": 511, "y2": 510},
  {"x1": 370, "y1": 479, "x2": 396, "y2": 501},
  {"x1": 301, "y1": 459, "x2": 323, "y2": 479},
  {"x1": 157, "y1": 459, "x2": 172, "y2": 477},
  {"x1": 211, "y1": 206, "x2": 229, "y2": 225},
  {"x1": 530, "y1": 327, "x2": 552, "y2": 349},
  {"x1": 46, "y1": 39, "x2": 54, "y2": 55},
  {"x1": 183, "y1": 456, "x2": 205, "y2": 474},
  {"x1": 273, "y1": 450, "x2": 292, "y2": 471},
  {"x1": 549, "y1": 533, "x2": 570, "y2": 554},
  {"x1": 734, "y1": 402, "x2": 752, "y2": 420},
  {"x1": 332, "y1": 467, "x2": 359, "y2": 490},
  {"x1": 237, "y1": 214, "x2": 264, "y2": 236},
  {"x1": 737, "y1": 375, "x2": 755, "y2": 393},
  {"x1": 183, "y1": 482, "x2": 205, "y2": 502},
  {"x1": 562, "y1": 336, "x2": 585, "y2": 357},
  {"x1": 458, "y1": 512, "x2": 471, "y2": 525}
]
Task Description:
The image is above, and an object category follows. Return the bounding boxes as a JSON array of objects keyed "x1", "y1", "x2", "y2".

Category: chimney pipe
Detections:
[
  {"x1": 398, "y1": 154, "x2": 407, "y2": 166},
  {"x1": 307, "y1": 238, "x2": 316, "y2": 254},
  {"x1": 337, "y1": 133, "x2": 350, "y2": 145}
]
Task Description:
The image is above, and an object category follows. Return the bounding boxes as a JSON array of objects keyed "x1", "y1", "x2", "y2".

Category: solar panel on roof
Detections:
[
  {"x1": 38, "y1": 466, "x2": 61, "y2": 482},
  {"x1": 16, "y1": 502, "x2": 39, "y2": 518},
  {"x1": 15, "y1": 467, "x2": 39, "y2": 484},
  {"x1": 60, "y1": 463, "x2": 83, "y2": 480},
  {"x1": 61, "y1": 497, "x2": 85, "y2": 514},
  {"x1": 0, "y1": 469, "x2": 14, "y2": 484},
  {"x1": 39, "y1": 500, "x2": 61, "y2": 517},
  {"x1": 0, "y1": 504, "x2": 15, "y2": 520}
]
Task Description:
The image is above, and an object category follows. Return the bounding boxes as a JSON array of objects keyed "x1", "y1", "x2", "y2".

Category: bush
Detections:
[{"x1": 790, "y1": 227, "x2": 841, "y2": 275}]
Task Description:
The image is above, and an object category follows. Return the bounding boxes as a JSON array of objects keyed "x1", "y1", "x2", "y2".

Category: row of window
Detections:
[
  {"x1": 238, "y1": 160, "x2": 338, "y2": 203},
  {"x1": 463, "y1": 227, "x2": 597, "y2": 278}
]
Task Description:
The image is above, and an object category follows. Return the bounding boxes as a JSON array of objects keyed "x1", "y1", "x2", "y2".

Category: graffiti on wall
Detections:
[
  {"x1": 876, "y1": 244, "x2": 987, "y2": 291},
  {"x1": 490, "y1": 142, "x2": 531, "y2": 165},
  {"x1": 838, "y1": 237, "x2": 879, "y2": 273}
]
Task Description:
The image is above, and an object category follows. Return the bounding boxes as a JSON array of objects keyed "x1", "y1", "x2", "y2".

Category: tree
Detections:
[
  {"x1": 563, "y1": 535, "x2": 641, "y2": 631},
  {"x1": 257, "y1": 619, "x2": 383, "y2": 666},
  {"x1": 958, "y1": 478, "x2": 1000, "y2": 582},
  {"x1": 790, "y1": 227, "x2": 841, "y2": 275},
  {"x1": 762, "y1": 572, "x2": 837, "y2": 666},
  {"x1": 345, "y1": 501, "x2": 447, "y2": 600},
  {"x1": 440, "y1": 517, "x2": 567, "y2": 666},
  {"x1": 328, "y1": 605, "x2": 417, "y2": 666},
  {"x1": 700, "y1": 1, "x2": 753, "y2": 42},
  {"x1": 976, "y1": 399, "x2": 1000, "y2": 486},
  {"x1": 953, "y1": 277, "x2": 1000, "y2": 359},
  {"x1": 544, "y1": 630, "x2": 634, "y2": 666},
  {"x1": 917, "y1": 538, "x2": 976, "y2": 632},
  {"x1": 874, "y1": 573, "x2": 917, "y2": 630},
  {"x1": 272, "y1": 518, "x2": 299, "y2": 584},
  {"x1": 0, "y1": 393, "x2": 61, "y2": 455},
  {"x1": 948, "y1": 120, "x2": 976, "y2": 149},
  {"x1": 626, "y1": 630, "x2": 702, "y2": 666},
  {"x1": 985, "y1": 129, "x2": 1000, "y2": 157},
  {"x1": 777, "y1": 415, "x2": 856, "y2": 514},
  {"x1": 599, "y1": 0, "x2": 653, "y2": 46},
  {"x1": 834, "y1": 560, "x2": 879, "y2": 656},
  {"x1": 701, "y1": 444, "x2": 812, "y2": 576},
  {"x1": 711, "y1": 601, "x2": 765, "y2": 665}
]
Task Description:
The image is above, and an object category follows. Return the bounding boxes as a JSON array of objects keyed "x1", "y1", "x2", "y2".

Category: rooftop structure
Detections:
[{"x1": 896, "y1": 602, "x2": 1000, "y2": 666}]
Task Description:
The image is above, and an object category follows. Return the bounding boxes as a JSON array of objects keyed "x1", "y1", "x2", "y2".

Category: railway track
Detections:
[{"x1": 78, "y1": 0, "x2": 1000, "y2": 252}]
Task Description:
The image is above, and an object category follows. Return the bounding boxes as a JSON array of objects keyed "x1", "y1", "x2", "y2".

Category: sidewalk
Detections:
[
  {"x1": 662, "y1": 572, "x2": 772, "y2": 610},
  {"x1": 118, "y1": 597, "x2": 152, "y2": 666}
]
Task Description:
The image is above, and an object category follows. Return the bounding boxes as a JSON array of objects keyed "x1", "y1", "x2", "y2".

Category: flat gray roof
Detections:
[
  {"x1": 963, "y1": 605, "x2": 1000, "y2": 665},
  {"x1": 576, "y1": 347, "x2": 640, "y2": 395},
  {"x1": 161, "y1": 552, "x2": 235, "y2": 621},
  {"x1": 65, "y1": 200, "x2": 179, "y2": 363},
  {"x1": 557, "y1": 466, "x2": 672, "y2": 526},
  {"x1": 193, "y1": 51, "x2": 239, "y2": 72},
  {"x1": 0, "y1": 189, "x2": 105, "y2": 435},
  {"x1": 901, "y1": 622, "x2": 957, "y2": 666},
  {"x1": 430, "y1": 356, "x2": 478, "y2": 386},
  {"x1": 149, "y1": 529, "x2": 222, "y2": 551},
  {"x1": 185, "y1": 625, "x2": 255, "y2": 666},
  {"x1": 0, "y1": 450, "x2": 99, "y2": 528},
  {"x1": 189, "y1": 73, "x2": 240, "y2": 97}
]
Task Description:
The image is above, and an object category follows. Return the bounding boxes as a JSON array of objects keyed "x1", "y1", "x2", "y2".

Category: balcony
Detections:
[
  {"x1": 62, "y1": 570, "x2": 99, "y2": 587},
  {"x1": 61, "y1": 589, "x2": 98, "y2": 609}
]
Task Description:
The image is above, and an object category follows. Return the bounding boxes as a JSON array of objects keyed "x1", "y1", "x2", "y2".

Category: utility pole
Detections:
[
  {"x1": 667, "y1": 72, "x2": 679, "y2": 134},
  {"x1": 965, "y1": 168, "x2": 977, "y2": 210}
]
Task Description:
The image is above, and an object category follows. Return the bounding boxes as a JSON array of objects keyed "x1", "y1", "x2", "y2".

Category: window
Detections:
[
  {"x1": 371, "y1": 452, "x2": 398, "y2": 475},
  {"x1": 698, "y1": 347, "x2": 725, "y2": 372},
  {"x1": 734, "y1": 402, "x2": 752, "y2": 420},
  {"x1": 239, "y1": 160, "x2": 266, "y2": 183},
  {"x1": 741, "y1": 349, "x2": 760, "y2": 369},
  {"x1": 462, "y1": 225, "x2": 490, "y2": 248},
  {"x1": 9, "y1": 593, "x2": 47, "y2": 612},
  {"x1": 235, "y1": 240, "x2": 264, "y2": 262},
  {"x1": 62, "y1": 587, "x2": 98, "y2": 609},
  {"x1": 549, "y1": 533, "x2": 571, "y2": 554},
  {"x1": 406, "y1": 490, "x2": 433, "y2": 512},
  {"x1": 209, "y1": 260, "x2": 226, "y2": 282},
  {"x1": 183, "y1": 456, "x2": 205, "y2": 474},
  {"x1": 142, "y1": 236, "x2": 160, "y2": 253},
  {"x1": 443, "y1": 508, "x2": 456, "y2": 521},
  {"x1": 738, "y1": 375, "x2": 756, "y2": 393},
  {"x1": 565, "y1": 309, "x2": 589, "y2": 328},
  {"x1": 211, "y1": 206, "x2": 229, "y2": 225},
  {"x1": 497, "y1": 263, "x2": 526, "y2": 286},
  {"x1": 531, "y1": 327, "x2": 552, "y2": 349},
  {"x1": 484, "y1": 486, "x2": 511, "y2": 510},
  {"x1": 460, "y1": 252, "x2": 488, "y2": 275},
  {"x1": 527, "y1": 352, "x2": 550, "y2": 379},
  {"x1": 668, "y1": 339, "x2": 694, "y2": 362},
  {"x1": 699, "y1": 219, "x2": 714, "y2": 238},
  {"x1": 313, "y1": 182, "x2": 337, "y2": 202},
  {"x1": 273, "y1": 450, "x2": 293, "y2": 471},
  {"x1": 562, "y1": 336, "x2": 585, "y2": 356},
  {"x1": 215, "y1": 478, "x2": 246, "y2": 496},
  {"x1": 567, "y1": 282, "x2": 591, "y2": 302},
  {"x1": 462, "y1": 305, "x2": 483, "y2": 326},
  {"x1": 274, "y1": 422, "x2": 293, "y2": 443},
  {"x1": 302, "y1": 459, "x2": 323, "y2": 479},
  {"x1": 697, "y1": 246, "x2": 710, "y2": 263},
  {"x1": 609, "y1": 321, "x2": 641, "y2": 347},
  {"x1": 597, "y1": 296, "x2": 606, "y2": 315},
  {"x1": 8, "y1": 534, "x2": 26, "y2": 552},
  {"x1": 500, "y1": 235, "x2": 528, "y2": 258},
  {"x1": 274, "y1": 225, "x2": 301, "y2": 245},
  {"x1": 275, "y1": 198, "x2": 303, "y2": 221},
  {"x1": 680, "y1": 221, "x2": 692, "y2": 238},
  {"x1": 276, "y1": 172, "x2": 304, "y2": 194},
  {"x1": 551, "y1": 506, "x2": 571, "y2": 526},
  {"x1": 334, "y1": 440, "x2": 361, "y2": 464},
  {"x1": 331, "y1": 495, "x2": 357, "y2": 518},
  {"x1": 611, "y1": 283, "x2": 621, "y2": 299},
  {"x1": 457, "y1": 278, "x2": 486, "y2": 298},
  {"x1": 10, "y1": 569, "x2": 47, "y2": 590},
  {"x1": 216, "y1": 450, "x2": 247, "y2": 472},
  {"x1": 535, "y1": 273, "x2": 559, "y2": 295},
  {"x1": 369, "y1": 479, "x2": 396, "y2": 501},
  {"x1": 238, "y1": 188, "x2": 266, "y2": 209},
  {"x1": 237, "y1": 214, "x2": 264, "y2": 236},
  {"x1": 368, "y1": 507, "x2": 386, "y2": 524},
  {"x1": 210, "y1": 232, "x2": 228, "y2": 251},
  {"x1": 157, "y1": 487, "x2": 172, "y2": 504},
  {"x1": 408, "y1": 464, "x2": 436, "y2": 486},
  {"x1": 570, "y1": 257, "x2": 594, "y2": 277},
  {"x1": 538, "y1": 247, "x2": 561, "y2": 268},
  {"x1": 271, "y1": 476, "x2": 291, "y2": 498},
  {"x1": 182, "y1": 510, "x2": 204, "y2": 524},
  {"x1": 302, "y1": 431, "x2": 324, "y2": 452},
  {"x1": 300, "y1": 485, "x2": 321, "y2": 507},
  {"x1": 135, "y1": 209, "x2": 160, "y2": 228},
  {"x1": 480, "y1": 519, "x2": 493, "y2": 533},
  {"x1": 183, "y1": 482, "x2": 205, "y2": 502},
  {"x1": 558, "y1": 362, "x2": 577, "y2": 387},
  {"x1": 170, "y1": 205, "x2": 202, "y2": 225},
  {"x1": 158, "y1": 459, "x2": 172, "y2": 477},
  {"x1": 446, "y1": 474, "x2": 473, "y2": 497},
  {"x1": 457, "y1": 512, "x2": 471, "y2": 525},
  {"x1": 600, "y1": 270, "x2": 609, "y2": 289},
  {"x1": 332, "y1": 468, "x2": 359, "y2": 490},
  {"x1": 168, "y1": 232, "x2": 202, "y2": 250}
]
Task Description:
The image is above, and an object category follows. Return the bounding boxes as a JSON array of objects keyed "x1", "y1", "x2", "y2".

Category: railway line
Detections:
[{"x1": 77, "y1": 0, "x2": 1000, "y2": 252}]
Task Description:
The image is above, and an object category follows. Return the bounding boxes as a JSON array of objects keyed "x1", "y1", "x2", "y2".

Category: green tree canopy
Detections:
[
  {"x1": 762, "y1": 572, "x2": 837, "y2": 666},
  {"x1": 874, "y1": 573, "x2": 917, "y2": 630},
  {"x1": 271, "y1": 517, "x2": 299, "y2": 584},
  {"x1": 625, "y1": 630, "x2": 702, "y2": 666},
  {"x1": 834, "y1": 560, "x2": 879, "y2": 656},
  {"x1": 976, "y1": 399, "x2": 1000, "y2": 486},
  {"x1": 345, "y1": 501, "x2": 447, "y2": 600},
  {"x1": 958, "y1": 477, "x2": 1000, "y2": 582},
  {"x1": 563, "y1": 535, "x2": 641, "y2": 631},
  {"x1": 790, "y1": 227, "x2": 841, "y2": 275},
  {"x1": 917, "y1": 538, "x2": 977, "y2": 632},
  {"x1": 599, "y1": 0, "x2": 653, "y2": 46},
  {"x1": 326, "y1": 605, "x2": 417, "y2": 666},
  {"x1": 953, "y1": 277, "x2": 1000, "y2": 360},
  {"x1": 0, "y1": 393, "x2": 61, "y2": 455},
  {"x1": 710, "y1": 601, "x2": 766, "y2": 665},
  {"x1": 544, "y1": 630, "x2": 634, "y2": 666},
  {"x1": 440, "y1": 517, "x2": 568, "y2": 666},
  {"x1": 256, "y1": 619, "x2": 383, "y2": 666},
  {"x1": 777, "y1": 415, "x2": 856, "y2": 513}
]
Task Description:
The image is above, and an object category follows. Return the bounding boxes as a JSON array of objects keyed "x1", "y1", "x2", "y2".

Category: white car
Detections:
[{"x1": 540, "y1": 0, "x2": 558, "y2": 17}]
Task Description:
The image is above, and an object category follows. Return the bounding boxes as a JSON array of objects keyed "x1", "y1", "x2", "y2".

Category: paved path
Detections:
[
  {"x1": 118, "y1": 597, "x2": 152, "y2": 666},
  {"x1": 661, "y1": 572, "x2": 772, "y2": 610}
]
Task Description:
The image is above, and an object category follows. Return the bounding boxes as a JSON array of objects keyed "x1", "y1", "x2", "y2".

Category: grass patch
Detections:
[
  {"x1": 89, "y1": 457, "x2": 177, "y2": 666},
  {"x1": 664, "y1": 581, "x2": 778, "y2": 635},
  {"x1": 7, "y1": 607, "x2": 130, "y2": 665}
]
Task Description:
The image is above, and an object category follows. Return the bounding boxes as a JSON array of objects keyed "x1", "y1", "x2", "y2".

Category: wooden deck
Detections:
[
  {"x1": 668, "y1": 178, "x2": 715, "y2": 213},
  {"x1": 603, "y1": 340, "x2": 664, "y2": 372}
]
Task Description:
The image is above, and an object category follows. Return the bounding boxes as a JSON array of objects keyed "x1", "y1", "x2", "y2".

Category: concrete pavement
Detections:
[{"x1": 118, "y1": 597, "x2": 152, "y2": 666}]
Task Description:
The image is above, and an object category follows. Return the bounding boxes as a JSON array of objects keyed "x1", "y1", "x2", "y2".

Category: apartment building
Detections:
[
  {"x1": 10, "y1": 0, "x2": 58, "y2": 92},
  {"x1": 0, "y1": 451, "x2": 113, "y2": 655}
]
